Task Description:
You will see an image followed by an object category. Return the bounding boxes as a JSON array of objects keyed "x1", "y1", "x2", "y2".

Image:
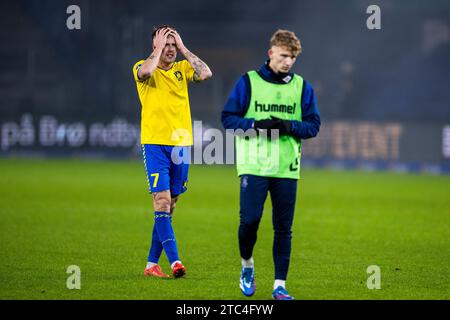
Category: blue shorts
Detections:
[{"x1": 142, "y1": 144, "x2": 190, "y2": 197}]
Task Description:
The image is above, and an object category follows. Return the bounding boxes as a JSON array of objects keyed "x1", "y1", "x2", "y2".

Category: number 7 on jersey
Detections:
[{"x1": 150, "y1": 173, "x2": 159, "y2": 188}]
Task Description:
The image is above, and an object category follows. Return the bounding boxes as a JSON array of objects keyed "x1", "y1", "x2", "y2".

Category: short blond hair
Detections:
[{"x1": 270, "y1": 29, "x2": 302, "y2": 56}]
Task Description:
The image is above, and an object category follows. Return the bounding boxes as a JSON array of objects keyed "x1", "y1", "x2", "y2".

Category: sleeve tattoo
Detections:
[{"x1": 183, "y1": 50, "x2": 210, "y2": 81}]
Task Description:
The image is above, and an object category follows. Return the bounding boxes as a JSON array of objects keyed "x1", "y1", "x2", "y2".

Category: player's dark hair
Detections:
[{"x1": 152, "y1": 25, "x2": 177, "y2": 39}]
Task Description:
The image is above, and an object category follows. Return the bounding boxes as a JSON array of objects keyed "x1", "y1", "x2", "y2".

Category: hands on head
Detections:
[
  {"x1": 153, "y1": 27, "x2": 171, "y2": 50},
  {"x1": 168, "y1": 29, "x2": 185, "y2": 51},
  {"x1": 153, "y1": 27, "x2": 184, "y2": 51}
]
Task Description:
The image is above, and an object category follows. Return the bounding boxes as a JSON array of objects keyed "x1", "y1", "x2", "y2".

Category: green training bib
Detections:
[{"x1": 235, "y1": 70, "x2": 303, "y2": 179}]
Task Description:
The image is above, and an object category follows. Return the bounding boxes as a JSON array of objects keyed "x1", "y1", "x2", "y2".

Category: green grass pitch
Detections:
[{"x1": 0, "y1": 158, "x2": 449, "y2": 300}]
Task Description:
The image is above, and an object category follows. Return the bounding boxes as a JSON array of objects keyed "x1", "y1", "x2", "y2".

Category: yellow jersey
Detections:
[{"x1": 133, "y1": 59, "x2": 195, "y2": 146}]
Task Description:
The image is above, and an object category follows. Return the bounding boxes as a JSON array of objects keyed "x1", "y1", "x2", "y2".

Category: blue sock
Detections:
[
  {"x1": 154, "y1": 211, "x2": 180, "y2": 264},
  {"x1": 148, "y1": 223, "x2": 163, "y2": 264}
]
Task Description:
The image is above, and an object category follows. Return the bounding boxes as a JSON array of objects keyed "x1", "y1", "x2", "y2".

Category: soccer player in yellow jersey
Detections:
[{"x1": 133, "y1": 26, "x2": 212, "y2": 278}]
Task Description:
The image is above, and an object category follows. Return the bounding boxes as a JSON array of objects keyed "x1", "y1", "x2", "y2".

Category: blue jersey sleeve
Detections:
[
  {"x1": 221, "y1": 75, "x2": 255, "y2": 131},
  {"x1": 289, "y1": 81, "x2": 321, "y2": 139}
]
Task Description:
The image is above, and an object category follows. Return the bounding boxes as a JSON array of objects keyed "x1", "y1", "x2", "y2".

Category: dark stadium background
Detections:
[
  {"x1": 1, "y1": 0, "x2": 450, "y2": 303},
  {"x1": 0, "y1": 0, "x2": 449, "y2": 173}
]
